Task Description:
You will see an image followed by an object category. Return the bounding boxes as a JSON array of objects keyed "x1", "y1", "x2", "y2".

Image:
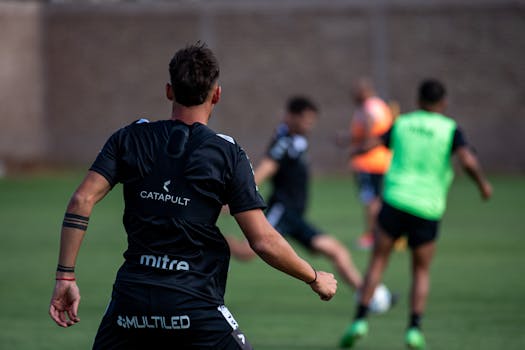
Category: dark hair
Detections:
[
  {"x1": 286, "y1": 96, "x2": 318, "y2": 115},
  {"x1": 169, "y1": 42, "x2": 220, "y2": 107},
  {"x1": 418, "y1": 79, "x2": 446, "y2": 105}
]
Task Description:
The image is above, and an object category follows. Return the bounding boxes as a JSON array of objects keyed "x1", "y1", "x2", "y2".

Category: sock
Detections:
[
  {"x1": 409, "y1": 313, "x2": 422, "y2": 329},
  {"x1": 354, "y1": 303, "x2": 369, "y2": 320}
]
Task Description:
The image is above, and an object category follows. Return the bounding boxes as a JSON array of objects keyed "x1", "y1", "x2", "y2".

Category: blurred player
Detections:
[
  {"x1": 49, "y1": 43, "x2": 337, "y2": 350},
  {"x1": 340, "y1": 79, "x2": 493, "y2": 349},
  {"x1": 338, "y1": 78, "x2": 394, "y2": 250},
  {"x1": 227, "y1": 96, "x2": 392, "y2": 304}
]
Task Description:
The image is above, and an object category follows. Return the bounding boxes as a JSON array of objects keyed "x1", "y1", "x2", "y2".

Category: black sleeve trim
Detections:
[
  {"x1": 89, "y1": 166, "x2": 118, "y2": 187},
  {"x1": 380, "y1": 128, "x2": 392, "y2": 148},
  {"x1": 451, "y1": 127, "x2": 468, "y2": 154},
  {"x1": 229, "y1": 203, "x2": 267, "y2": 216}
]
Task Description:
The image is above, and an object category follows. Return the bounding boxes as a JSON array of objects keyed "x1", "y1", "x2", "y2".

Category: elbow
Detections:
[
  {"x1": 68, "y1": 190, "x2": 95, "y2": 212},
  {"x1": 460, "y1": 156, "x2": 478, "y2": 174}
]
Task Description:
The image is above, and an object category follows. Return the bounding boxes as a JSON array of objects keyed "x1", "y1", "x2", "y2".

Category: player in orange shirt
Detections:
[{"x1": 339, "y1": 78, "x2": 394, "y2": 250}]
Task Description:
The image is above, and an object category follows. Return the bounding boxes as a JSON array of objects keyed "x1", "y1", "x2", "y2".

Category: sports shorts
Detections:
[
  {"x1": 377, "y1": 201, "x2": 439, "y2": 248},
  {"x1": 93, "y1": 281, "x2": 252, "y2": 350},
  {"x1": 355, "y1": 172, "x2": 384, "y2": 204},
  {"x1": 266, "y1": 202, "x2": 322, "y2": 249}
]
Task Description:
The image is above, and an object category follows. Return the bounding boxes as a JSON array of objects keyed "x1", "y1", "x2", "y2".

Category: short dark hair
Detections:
[
  {"x1": 418, "y1": 79, "x2": 446, "y2": 105},
  {"x1": 286, "y1": 96, "x2": 318, "y2": 115},
  {"x1": 169, "y1": 42, "x2": 220, "y2": 107}
]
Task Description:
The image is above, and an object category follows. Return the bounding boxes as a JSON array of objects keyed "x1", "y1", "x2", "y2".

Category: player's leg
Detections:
[
  {"x1": 281, "y1": 210, "x2": 362, "y2": 290},
  {"x1": 227, "y1": 202, "x2": 287, "y2": 262},
  {"x1": 357, "y1": 173, "x2": 407, "y2": 251},
  {"x1": 405, "y1": 218, "x2": 439, "y2": 349},
  {"x1": 404, "y1": 242, "x2": 435, "y2": 350},
  {"x1": 365, "y1": 174, "x2": 384, "y2": 239},
  {"x1": 359, "y1": 228, "x2": 396, "y2": 305},
  {"x1": 340, "y1": 201, "x2": 403, "y2": 348},
  {"x1": 339, "y1": 229, "x2": 396, "y2": 348},
  {"x1": 311, "y1": 234, "x2": 362, "y2": 290},
  {"x1": 411, "y1": 241, "x2": 436, "y2": 320},
  {"x1": 362, "y1": 195, "x2": 382, "y2": 247},
  {"x1": 355, "y1": 173, "x2": 377, "y2": 250},
  {"x1": 358, "y1": 202, "x2": 405, "y2": 307}
]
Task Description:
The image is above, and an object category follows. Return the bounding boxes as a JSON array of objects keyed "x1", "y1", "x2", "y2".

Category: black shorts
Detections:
[
  {"x1": 355, "y1": 172, "x2": 384, "y2": 204},
  {"x1": 378, "y1": 201, "x2": 439, "y2": 248},
  {"x1": 266, "y1": 202, "x2": 322, "y2": 249},
  {"x1": 93, "y1": 282, "x2": 252, "y2": 350}
]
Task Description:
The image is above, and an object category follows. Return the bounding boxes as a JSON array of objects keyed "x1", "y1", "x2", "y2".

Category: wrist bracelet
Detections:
[
  {"x1": 57, "y1": 264, "x2": 75, "y2": 273},
  {"x1": 56, "y1": 277, "x2": 76, "y2": 281},
  {"x1": 306, "y1": 269, "x2": 317, "y2": 285}
]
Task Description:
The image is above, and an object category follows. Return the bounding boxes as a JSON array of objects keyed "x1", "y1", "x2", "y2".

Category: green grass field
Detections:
[{"x1": 0, "y1": 173, "x2": 524, "y2": 349}]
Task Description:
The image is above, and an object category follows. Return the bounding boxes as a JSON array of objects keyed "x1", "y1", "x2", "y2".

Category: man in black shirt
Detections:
[
  {"x1": 227, "y1": 96, "x2": 364, "y2": 292},
  {"x1": 49, "y1": 43, "x2": 337, "y2": 350}
]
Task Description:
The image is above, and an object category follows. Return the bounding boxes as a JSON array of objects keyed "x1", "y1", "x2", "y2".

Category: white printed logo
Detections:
[
  {"x1": 139, "y1": 179, "x2": 191, "y2": 206},
  {"x1": 140, "y1": 254, "x2": 189, "y2": 271},
  {"x1": 237, "y1": 334, "x2": 246, "y2": 344},
  {"x1": 117, "y1": 315, "x2": 190, "y2": 330}
]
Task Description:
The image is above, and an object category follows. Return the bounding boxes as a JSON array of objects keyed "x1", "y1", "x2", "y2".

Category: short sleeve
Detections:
[
  {"x1": 89, "y1": 129, "x2": 123, "y2": 186},
  {"x1": 266, "y1": 137, "x2": 290, "y2": 163},
  {"x1": 226, "y1": 148, "x2": 266, "y2": 215},
  {"x1": 451, "y1": 127, "x2": 468, "y2": 153}
]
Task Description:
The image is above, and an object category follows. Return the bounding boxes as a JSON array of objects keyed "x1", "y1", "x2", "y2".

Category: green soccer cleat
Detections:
[
  {"x1": 339, "y1": 319, "x2": 368, "y2": 348},
  {"x1": 405, "y1": 327, "x2": 426, "y2": 349}
]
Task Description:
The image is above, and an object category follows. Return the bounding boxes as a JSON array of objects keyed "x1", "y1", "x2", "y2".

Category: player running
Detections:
[
  {"x1": 49, "y1": 43, "x2": 337, "y2": 350},
  {"x1": 339, "y1": 79, "x2": 492, "y2": 349},
  {"x1": 227, "y1": 96, "x2": 393, "y2": 308}
]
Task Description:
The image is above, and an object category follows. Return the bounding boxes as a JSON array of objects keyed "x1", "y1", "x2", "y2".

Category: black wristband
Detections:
[
  {"x1": 306, "y1": 268, "x2": 317, "y2": 285},
  {"x1": 57, "y1": 264, "x2": 75, "y2": 273}
]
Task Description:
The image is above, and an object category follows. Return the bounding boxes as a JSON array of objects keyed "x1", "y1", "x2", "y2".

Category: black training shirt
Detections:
[
  {"x1": 90, "y1": 119, "x2": 265, "y2": 305},
  {"x1": 265, "y1": 123, "x2": 310, "y2": 215}
]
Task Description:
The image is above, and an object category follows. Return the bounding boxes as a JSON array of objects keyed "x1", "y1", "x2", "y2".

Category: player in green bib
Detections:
[{"x1": 340, "y1": 79, "x2": 492, "y2": 349}]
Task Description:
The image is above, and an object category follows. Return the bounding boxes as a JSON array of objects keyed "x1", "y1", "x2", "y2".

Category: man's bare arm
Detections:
[
  {"x1": 234, "y1": 209, "x2": 337, "y2": 300},
  {"x1": 349, "y1": 137, "x2": 384, "y2": 157},
  {"x1": 49, "y1": 171, "x2": 112, "y2": 328},
  {"x1": 254, "y1": 157, "x2": 279, "y2": 185},
  {"x1": 455, "y1": 146, "x2": 493, "y2": 200},
  {"x1": 57, "y1": 171, "x2": 113, "y2": 268}
]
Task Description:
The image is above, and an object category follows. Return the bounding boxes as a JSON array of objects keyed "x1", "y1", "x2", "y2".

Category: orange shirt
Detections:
[{"x1": 350, "y1": 97, "x2": 393, "y2": 174}]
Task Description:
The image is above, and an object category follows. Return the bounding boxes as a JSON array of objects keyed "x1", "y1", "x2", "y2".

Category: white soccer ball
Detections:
[{"x1": 369, "y1": 283, "x2": 392, "y2": 314}]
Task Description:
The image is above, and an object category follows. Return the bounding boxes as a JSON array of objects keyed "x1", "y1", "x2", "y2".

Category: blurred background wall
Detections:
[{"x1": 0, "y1": 0, "x2": 524, "y2": 174}]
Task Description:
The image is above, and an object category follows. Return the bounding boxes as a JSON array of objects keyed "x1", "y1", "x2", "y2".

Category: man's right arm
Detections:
[
  {"x1": 234, "y1": 209, "x2": 337, "y2": 301},
  {"x1": 253, "y1": 157, "x2": 279, "y2": 185},
  {"x1": 49, "y1": 171, "x2": 113, "y2": 327}
]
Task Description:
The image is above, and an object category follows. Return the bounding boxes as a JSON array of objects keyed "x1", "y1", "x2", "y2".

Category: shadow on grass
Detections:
[{"x1": 255, "y1": 342, "x2": 405, "y2": 350}]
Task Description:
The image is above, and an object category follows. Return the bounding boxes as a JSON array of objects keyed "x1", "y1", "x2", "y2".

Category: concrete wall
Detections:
[
  {"x1": 0, "y1": 2, "x2": 47, "y2": 162},
  {"x1": 1, "y1": 1, "x2": 524, "y2": 173}
]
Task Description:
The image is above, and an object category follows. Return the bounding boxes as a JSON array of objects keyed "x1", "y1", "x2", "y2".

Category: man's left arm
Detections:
[
  {"x1": 452, "y1": 127, "x2": 492, "y2": 200},
  {"x1": 350, "y1": 128, "x2": 391, "y2": 157},
  {"x1": 49, "y1": 171, "x2": 112, "y2": 328}
]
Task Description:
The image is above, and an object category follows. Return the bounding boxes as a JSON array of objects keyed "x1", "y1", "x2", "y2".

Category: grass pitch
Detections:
[{"x1": 0, "y1": 173, "x2": 524, "y2": 349}]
